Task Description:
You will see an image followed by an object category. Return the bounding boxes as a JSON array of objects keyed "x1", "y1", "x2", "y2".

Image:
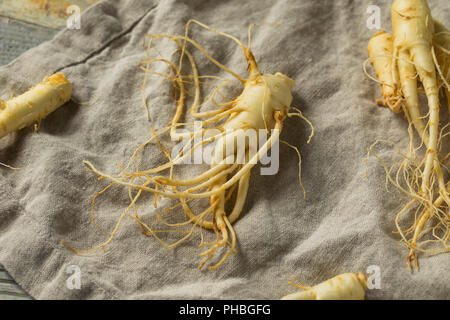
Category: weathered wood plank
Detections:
[
  {"x1": 0, "y1": 293, "x2": 33, "y2": 300},
  {"x1": 0, "y1": 264, "x2": 33, "y2": 299},
  {"x1": 0, "y1": 0, "x2": 100, "y2": 29},
  {"x1": 0, "y1": 280, "x2": 29, "y2": 295},
  {"x1": 0, "y1": 270, "x2": 14, "y2": 281},
  {"x1": 0, "y1": 16, "x2": 57, "y2": 66}
]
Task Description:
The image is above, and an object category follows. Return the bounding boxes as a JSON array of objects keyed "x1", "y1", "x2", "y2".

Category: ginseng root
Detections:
[
  {"x1": 281, "y1": 272, "x2": 367, "y2": 300},
  {"x1": 63, "y1": 20, "x2": 312, "y2": 270},
  {"x1": 366, "y1": 0, "x2": 450, "y2": 270},
  {"x1": 0, "y1": 73, "x2": 72, "y2": 139}
]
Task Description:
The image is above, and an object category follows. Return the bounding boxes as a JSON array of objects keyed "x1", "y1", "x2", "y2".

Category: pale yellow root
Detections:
[
  {"x1": 392, "y1": 0, "x2": 448, "y2": 268},
  {"x1": 281, "y1": 272, "x2": 367, "y2": 300},
  {"x1": 65, "y1": 20, "x2": 307, "y2": 272},
  {"x1": 366, "y1": 29, "x2": 429, "y2": 142},
  {"x1": 367, "y1": 0, "x2": 450, "y2": 270},
  {"x1": 393, "y1": 0, "x2": 438, "y2": 196},
  {"x1": 0, "y1": 73, "x2": 72, "y2": 139},
  {"x1": 367, "y1": 30, "x2": 403, "y2": 113}
]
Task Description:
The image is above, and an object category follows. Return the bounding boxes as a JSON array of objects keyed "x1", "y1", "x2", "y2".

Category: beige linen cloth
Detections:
[{"x1": 0, "y1": 0, "x2": 449, "y2": 299}]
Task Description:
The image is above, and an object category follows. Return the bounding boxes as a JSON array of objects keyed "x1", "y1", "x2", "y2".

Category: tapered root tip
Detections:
[{"x1": 406, "y1": 252, "x2": 419, "y2": 271}]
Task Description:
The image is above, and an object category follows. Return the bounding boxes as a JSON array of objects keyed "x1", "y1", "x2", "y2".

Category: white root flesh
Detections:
[
  {"x1": 0, "y1": 73, "x2": 72, "y2": 139},
  {"x1": 281, "y1": 272, "x2": 367, "y2": 300}
]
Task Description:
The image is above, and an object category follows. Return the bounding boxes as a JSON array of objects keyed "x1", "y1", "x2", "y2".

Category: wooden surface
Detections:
[
  {"x1": 0, "y1": 264, "x2": 32, "y2": 300},
  {"x1": 0, "y1": 16, "x2": 57, "y2": 66},
  {"x1": 0, "y1": 0, "x2": 98, "y2": 300}
]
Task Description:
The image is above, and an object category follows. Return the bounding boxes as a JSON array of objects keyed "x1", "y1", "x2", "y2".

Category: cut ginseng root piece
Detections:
[
  {"x1": 281, "y1": 272, "x2": 367, "y2": 300},
  {"x1": 0, "y1": 73, "x2": 72, "y2": 139},
  {"x1": 366, "y1": 0, "x2": 450, "y2": 270}
]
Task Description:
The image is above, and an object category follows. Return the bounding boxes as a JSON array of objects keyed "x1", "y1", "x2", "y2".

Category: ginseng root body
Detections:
[
  {"x1": 281, "y1": 272, "x2": 367, "y2": 300},
  {"x1": 0, "y1": 73, "x2": 71, "y2": 139},
  {"x1": 366, "y1": 0, "x2": 450, "y2": 270},
  {"x1": 64, "y1": 20, "x2": 311, "y2": 271}
]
